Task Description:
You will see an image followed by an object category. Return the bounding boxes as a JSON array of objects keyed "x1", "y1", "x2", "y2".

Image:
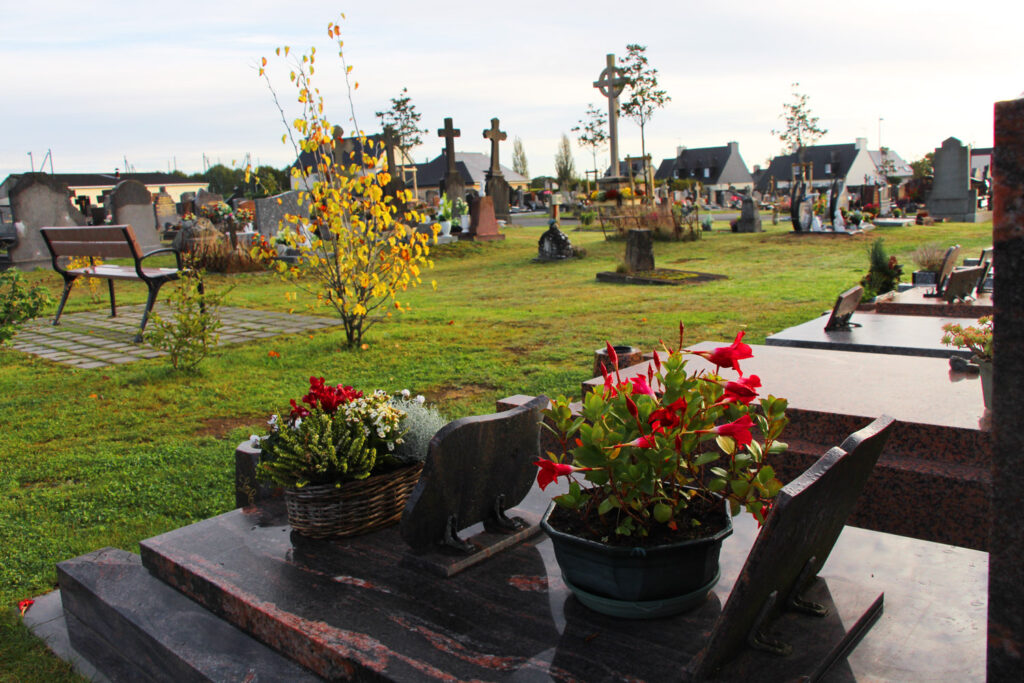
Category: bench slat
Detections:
[
  {"x1": 47, "y1": 241, "x2": 136, "y2": 259},
  {"x1": 69, "y1": 265, "x2": 177, "y2": 280},
  {"x1": 41, "y1": 225, "x2": 143, "y2": 260}
]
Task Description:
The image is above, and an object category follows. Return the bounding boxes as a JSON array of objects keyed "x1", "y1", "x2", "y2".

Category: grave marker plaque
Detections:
[{"x1": 823, "y1": 285, "x2": 864, "y2": 331}]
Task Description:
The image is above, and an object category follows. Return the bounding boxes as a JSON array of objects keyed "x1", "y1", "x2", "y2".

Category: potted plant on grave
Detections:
[
  {"x1": 453, "y1": 196, "x2": 470, "y2": 231},
  {"x1": 256, "y1": 377, "x2": 444, "y2": 538},
  {"x1": 436, "y1": 193, "x2": 453, "y2": 236},
  {"x1": 910, "y1": 242, "x2": 946, "y2": 286},
  {"x1": 942, "y1": 316, "x2": 993, "y2": 408},
  {"x1": 535, "y1": 327, "x2": 789, "y2": 618}
]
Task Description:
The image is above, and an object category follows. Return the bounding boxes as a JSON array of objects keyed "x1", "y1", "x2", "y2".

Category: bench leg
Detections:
[
  {"x1": 52, "y1": 277, "x2": 76, "y2": 326},
  {"x1": 134, "y1": 283, "x2": 163, "y2": 343},
  {"x1": 107, "y1": 279, "x2": 117, "y2": 317}
]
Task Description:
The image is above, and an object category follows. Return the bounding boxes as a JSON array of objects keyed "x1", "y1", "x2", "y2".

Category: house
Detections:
[
  {"x1": 412, "y1": 152, "x2": 528, "y2": 203},
  {"x1": 868, "y1": 148, "x2": 914, "y2": 184},
  {"x1": 654, "y1": 142, "x2": 753, "y2": 204},
  {"x1": 0, "y1": 172, "x2": 206, "y2": 208},
  {"x1": 755, "y1": 138, "x2": 879, "y2": 196},
  {"x1": 290, "y1": 132, "x2": 418, "y2": 192}
]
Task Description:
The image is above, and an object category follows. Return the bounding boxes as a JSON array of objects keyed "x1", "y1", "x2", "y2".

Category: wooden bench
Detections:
[{"x1": 40, "y1": 225, "x2": 186, "y2": 342}]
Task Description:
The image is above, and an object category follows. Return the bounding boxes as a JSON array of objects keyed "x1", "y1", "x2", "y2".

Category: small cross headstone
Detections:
[
  {"x1": 437, "y1": 117, "x2": 465, "y2": 203},
  {"x1": 593, "y1": 54, "x2": 628, "y2": 178},
  {"x1": 380, "y1": 125, "x2": 408, "y2": 199},
  {"x1": 482, "y1": 118, "x2": 507, "y2": 178}
]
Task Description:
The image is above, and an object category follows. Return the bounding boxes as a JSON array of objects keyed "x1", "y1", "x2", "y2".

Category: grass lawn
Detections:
[{"x1": 0, "y1": 219, "x2": 992, "y2": 681}]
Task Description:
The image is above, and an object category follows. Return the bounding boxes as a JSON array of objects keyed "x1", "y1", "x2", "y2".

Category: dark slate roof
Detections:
[
  {"x1": 292, "y1": 133, "x2": 386, "y2": 172},
  {"x1": 3, "y1": 172, "x2": 198, "y2": 188},
  {"x1": 652, "y1": 144, "x2": 752, "y2": 186},
  {"x1": 755, "y1": 143, "x2": 861, "y2": 193},
  {"x1": 413, "y1": 152, "x2": 526, "y2": 187}
]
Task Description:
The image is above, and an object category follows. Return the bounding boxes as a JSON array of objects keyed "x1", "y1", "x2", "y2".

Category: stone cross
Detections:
[
  {"x1": 482, "y1": 118, "x2": 507, "y2": 177},
  {"x1": 437, "y1": 118, "x2": 460, "y2": 175},
  {"x1": 593, "y1": 53, "x2": 628, "y2": 177}
]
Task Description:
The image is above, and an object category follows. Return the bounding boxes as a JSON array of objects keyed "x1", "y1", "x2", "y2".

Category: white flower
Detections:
[
  {"x1": 267, "y1": 414, "x2": 279, "y2": 428},
  {"x1": 249, "y1": 434, "x2": 263, "y2": 448},
  {"x1": 292, "y1": 417, "x2": 302, "y2": 430},
  {"x1": 400, "y1": 389, "x2": 411, "y2": 398},
  {"x1": 415, "y1": 395, "x2": 426, "y2": 404}
]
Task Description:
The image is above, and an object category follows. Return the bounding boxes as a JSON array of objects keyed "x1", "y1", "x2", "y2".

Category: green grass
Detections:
[{"x1": 0, "y1": 220, "x2": 992, "y2": 681}]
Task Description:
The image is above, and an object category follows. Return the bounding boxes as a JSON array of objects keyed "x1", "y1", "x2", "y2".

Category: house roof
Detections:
[
  {"x1": 414, "y1": 152, "x2": 526, "y2": 188},
  {"x1": 756, "y1": 143, "x2": 864, "y2": 192},
  {"x1": 653, "y1": 143, "x2": 752, "y2": 187},
  {"x1": 3, "y1": 172, "x2": 199, "y2": 189}
]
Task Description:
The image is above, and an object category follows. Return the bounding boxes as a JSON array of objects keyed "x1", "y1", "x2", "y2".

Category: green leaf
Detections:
[
  {"x1": 708, "y1": 478, "x2": 727, "y2": 492},
  {"x1": 757, "y1": 466, "x2": 776, "y2": 484},
  {"x1": 710, "y1": 467, "x2": 728, "y2": 478},
  {"x1": 731, "y1": 479, "x2": 750, "y2": 497},
  {"x1": 767, "y1": 440, "x2": 789, "y2": 454},
  {"x1": 693, "y1": 452, "x2": 719, "y2": 466},
  {"x1": 597, "y1": 497, "x2": 619, "y2": 515},
  {"x1": 716, "y1": 435, "x2": 735, "y2": 453},
  {"x1": 653, "y1": 503, "x2": 672, "y2": 523}
]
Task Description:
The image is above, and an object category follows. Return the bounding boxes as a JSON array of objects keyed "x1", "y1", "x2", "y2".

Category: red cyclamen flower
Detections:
[{"x1": 534, "y1": 459, "x2": 593, "y2": 490}]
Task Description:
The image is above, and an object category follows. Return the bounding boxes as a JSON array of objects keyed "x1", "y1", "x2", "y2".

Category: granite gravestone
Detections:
[
  {"x1": 924, "y1": 244, "x2": 962, "y2": 298},
  {"x1": 466, "y1": 196, "x2": 505, "y2": 241},
  {"x1": 380, "y1": 125, "x2": 409, "y2": 200},
  {"x1": 535, "y1": 220, "x2": 575, "y2": 261},
  {"x1": 153, "y1": 190, "x2": 178, "y2": 232},
  {"x1": 944, "y1": 266, "x2": 984, "y2": 303},
  {"x1": 400, "y1": 395, "x2": 548, "y2": 573},
  {"x1": 111, "y1": 180, "x2": 160, "y2": 251},
  {"x1": 823, "y1": 285, "x2": 864, "y2": 331},
  {"x1": 691, "y1": 415, "x2": 895, "y2": 679},
  {"x1": 8, "y1": 173, "x2": 87, "y2": 269},
  {"x1": 927, "y1": 137, "x2": 989, "y2": 222},
  {"x1": 735, "y1": 195, "x2": 762, "y2": 233},
  {"x1": 254, "y1": 190, "x2": 307, "y2": 237},
  {"x1": 482, "y1": 118, "x2": 511, "y2": 222},
  {"x1": 193, "y1": 188, "x2": 223, "y2": 215},
  {"x1": 437, "y1": 118, "x2": 465, "y2": 204},
  {"x1": 789, "y1": 180, "x2": 806, "y2": 231},
  {"x1": 625, "y1": 228, "x2": 655, "y2": 272}
]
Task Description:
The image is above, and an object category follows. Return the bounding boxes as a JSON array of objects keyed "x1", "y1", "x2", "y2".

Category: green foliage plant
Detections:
[
  {"x1": 536, "y1": 327, "x2": 788, "y2": 540},
  {"x1": 387, "y1": 392, "x2": 447, "y2": 468},
  {"x1": 942, "y1": 316, "x2": 992, "y2": 362},
  {"x1": 0, "y1": 269, "x2": 52, "y2": 345},
  {"x1": 258, "y1": 16, "x2": 437, "y2": 348},
  {"x1": 554, "y1": 133, "x2": 577, "y2": 190},
  {"x1": 374, "y1": 86, "x2": 426, "y2": 166},
  {"x1": 859, "y1": 237, "x2": 903, "y2": 300},
  {"x1": 145, "y1": 267, "x2": 229, "y2": 371},
  {"x1": 771, "y1": 82, "x2": 827, "y2": 181}
]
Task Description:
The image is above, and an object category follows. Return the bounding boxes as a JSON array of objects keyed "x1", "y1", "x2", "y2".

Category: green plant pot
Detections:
[
  {"x1": 540, "y1": 502, "x2": 732, "y2": 619},
  {"x1": 976, "y1": 358, "x2": 993, "y2": 409}
]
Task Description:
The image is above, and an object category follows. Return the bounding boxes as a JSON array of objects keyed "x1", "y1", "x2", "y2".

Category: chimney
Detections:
[
  {"x1": 728, "y1": 141, "x2": 739, "y2": 153},
  {"x1": 753, "y1": 164, "x2": 761, "y2": 173},
  {"x1": 855, "y1": 137, "x2": 867, "y2": 150},
  {"x1": 677, "y1": 146, "x2": 686, "y2": 157}
]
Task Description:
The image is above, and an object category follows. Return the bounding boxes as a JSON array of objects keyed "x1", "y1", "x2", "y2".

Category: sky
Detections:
[{"x1": 1, "y1": 1, "x2": 1021, "y2": 182}]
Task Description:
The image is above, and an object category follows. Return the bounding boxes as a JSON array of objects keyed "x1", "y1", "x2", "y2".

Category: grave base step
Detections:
[{"x1": 57, "y1": 547, "x2": 321, "y2": 683}]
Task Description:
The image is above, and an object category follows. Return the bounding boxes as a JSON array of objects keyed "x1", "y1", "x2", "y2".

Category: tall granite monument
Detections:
[{"x1": 482, "y1": 118, "x2": 511, "y2": 222}]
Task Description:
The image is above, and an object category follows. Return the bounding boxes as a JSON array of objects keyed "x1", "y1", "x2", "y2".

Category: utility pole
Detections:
[{"x1": 27, "y1": 151, "x2": 34, "y2": 172}]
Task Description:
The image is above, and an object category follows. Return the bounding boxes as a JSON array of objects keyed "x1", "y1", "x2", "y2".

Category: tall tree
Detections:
[
  {"x1": 620, "y1": 44, "x2": 670, "y2": 193},
  {"x1": 374, "y1": 87, "x2": 425, "y2": 169},
  {"x1": 771, "y1": 82, "x2": 827, "y2": 181},
  {"x1": 554, "y1": 134, "x2": 576, "y2": 190},
  {"x1": 571, "y1": 103, "x2": 608, "y2": 182},
  {"x1": 512, "y1": 136, "x2": 529, "y2": 179}
]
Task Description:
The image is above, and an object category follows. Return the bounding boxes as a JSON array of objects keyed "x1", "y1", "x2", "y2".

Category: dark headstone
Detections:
[
  {"x1": 485, "y1": 174, "x2": 511, "y2": 222},
  {"x1": 824, "y1": 286, "x2": 864, "y2": 331},
  {"x1": 692, "y1": 415, "x2": 895, "y2": 679},
  {"x1": 927, "y1": 137, "x2": 989, "y2": 222},
  {"x1": 944, "y1": 266, "x2": 984, "y2": 302},
  {"x1": 172, "y1": 217, "x2": 223, "y2": 253},
  {"x1": 789, "y1": 180, "x2": 805, "y2": 231},
  {"x1": 111, "y1": 180, "x2": 159, "y2": 251},
  {"x1": 736, "y1": 195, "x2": 762, "y2": 232},
  {"x1": 925, "y1": 244, "x2": 962, "y2": 297},
  {"x1": 194, "y1": 189, "x2": 223, "y2": 214},
  {"x1": 254, "y1": 190, "x2": 306, "y2": 237},
  {"x1": 990, "y1": 94, "x2": 1024, "y2": 680},
  {"x1": 401, "y1": 395, "x2": 548, "y2": 555},
  {"x1": 465, "y1": 196, "x2": 504, "y2": 241},
  {"x1": 536, "y1": 220, "x2": 575, "y2": 260},
  {"x1": 8, "y1": 173, "x2": 87, "y2": 268},
  {"x1": 437, "y1": 117, "x2": 465, "y2": 205},
  {"x1": 625, "y1": 228, "x2": 654, "y2": 272}
]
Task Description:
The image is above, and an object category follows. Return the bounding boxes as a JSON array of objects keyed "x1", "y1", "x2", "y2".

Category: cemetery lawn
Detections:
[{"x1": 0, "y1": 220, "x2": 992, "y2": 681}]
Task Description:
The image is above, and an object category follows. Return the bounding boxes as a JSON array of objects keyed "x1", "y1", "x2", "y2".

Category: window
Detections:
[
  {"x1": 703, "y1": 168, "x2": 710, "y2": 178},
  {"x1": 824, "y1": 163, "x2": 832, "y2": 174}
]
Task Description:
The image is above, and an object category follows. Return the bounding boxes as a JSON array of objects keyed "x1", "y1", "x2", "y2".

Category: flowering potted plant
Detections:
[
  {"x1": 942, "y1": 316, "x2": 993, "y2": 408},
  {"x1": 257, "y1": 377, "x2": 442, "y2": 538},
  {"x1": 436, "y1": 193, "x2": 453, "y2": 236},
  {"x1": 535, "y1": 327, "x2": 789, "y2": 617}
]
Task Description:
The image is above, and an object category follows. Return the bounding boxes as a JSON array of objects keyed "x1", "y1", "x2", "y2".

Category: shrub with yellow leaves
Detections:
[{"x1": 256, "y1": 15, "x2": 437, "y2": 348}]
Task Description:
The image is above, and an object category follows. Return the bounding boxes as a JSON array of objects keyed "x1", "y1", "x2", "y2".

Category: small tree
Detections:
[
  {"x1": 620, "y1": 44, "x2": 670, "y2": 194},
  {"x1": 571, "y1": 103, "x2": 608, "y2": 184},
  {"x1": 554, "y1": 134, "x2": 576, "y2": 190},
  {"x1": 772, "y1": 82, "x2": 827, "y2": 181},
  {"x1": 374, "y1": 87, "x2": 425, "y2": 172},
  {"x1": 146, "y1": 266, "x2": 229, "y2": 371},
  {"x1": 911, "y1": 152, "x2": 934, "y2": 179},
  {"x1": 512, "y1": 137, "x2": 529, "y2": 179},
  {"x1": 259, "y1": 18, "x2": 436, "y2": 348},
  {"x1": 1, "y1": 270, "x2": 51, "y2": 345}
]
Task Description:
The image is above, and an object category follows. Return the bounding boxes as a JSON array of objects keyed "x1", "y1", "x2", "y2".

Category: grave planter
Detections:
[
  {"x1": 540, "y1": 502, "x2": 732, "y2": 619},
  {"x1": 284, "y1": 462, "x2": 424, "y2": 539},
  {"x1": 438, "y1": 220, "x2": 451, "y2": 237},
  {"x1": 912, "y1": 270, "x2": 938, "y2": 286}
]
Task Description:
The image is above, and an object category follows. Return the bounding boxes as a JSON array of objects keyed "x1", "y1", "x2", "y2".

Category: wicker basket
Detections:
[{"x1": 284, "y1": 463, "x2": 424, "y2": 539}]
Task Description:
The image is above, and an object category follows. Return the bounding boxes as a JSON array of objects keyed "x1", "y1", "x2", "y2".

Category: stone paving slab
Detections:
[{"x1": 9, "y1": 305, "x2": 342, "y2": 369}]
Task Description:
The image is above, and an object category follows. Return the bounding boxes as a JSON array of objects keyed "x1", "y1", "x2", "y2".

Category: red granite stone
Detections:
[{"x1": 464, "y1": 196, "x2": 505, "y2": 241}]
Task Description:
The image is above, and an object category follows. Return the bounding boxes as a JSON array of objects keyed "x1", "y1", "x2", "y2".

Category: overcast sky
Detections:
[{"x1": 1, "y1": 1, "x2": 1020, "y2": 181}]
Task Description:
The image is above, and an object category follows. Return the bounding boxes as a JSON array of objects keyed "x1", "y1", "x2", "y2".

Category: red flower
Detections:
[
  {"x1": 718, "y1": 374, "x2": 762, "y2": 405},
  {"x1": 690, "y1": 332, "x2": 753, "y2": 375},
  {"x1": 289, "y1": 399, "x2": 310, "y2": 419},
  {"x1": 605, "y1": 342, "x2": 619, "y2": 371},
  {"x1": 649, "y1": 397, "x2": 686, "y2": 432},
  {"x1": 704, "y1": 414, "x2": 755, "y2": 447},
  {"x1": 18, "y1": 599, "x2": 34, "y2": 616},
  {"x1": 630, "y1": 375, "x2": 655, "y2": 397},
  {"x1": 301, "y1": 376, "x2": 363, "y2": 414},
  {"x1": 616, "y1": 432, "x2": 660, "y2": 449},
  {"x1": 534, "y1": 459, "x2": 593, "y2": 490}
]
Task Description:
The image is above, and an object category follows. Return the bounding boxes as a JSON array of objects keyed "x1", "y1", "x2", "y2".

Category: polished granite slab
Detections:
[
  {"x1": 765, "y1": 311, "x2": 979, "y2": 358},
  {"x1": 875, "y1": 287, "x2": 993, "y2": 317},
  {"x1": 128, "y1": 491, "x2": 985, "y2": 681}
]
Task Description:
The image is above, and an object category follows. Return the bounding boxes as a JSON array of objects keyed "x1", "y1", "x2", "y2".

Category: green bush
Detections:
[
  {"x1": 145, "y1": 268, "x2": 229, "y2": 371},
  {"x1": 859, "y1": 238, "x2": 903, "y2": 300},
  {"x1": 259, "y1": 413, "x2": 376, "y2": 488},
  {"x1": 0, "y1": 269, "x2": 52, "y2": 345}
]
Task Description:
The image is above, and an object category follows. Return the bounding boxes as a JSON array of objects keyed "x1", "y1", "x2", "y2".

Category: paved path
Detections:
[{"x1": 9, "y1": 305, "x2": 340, "y2": 369}]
